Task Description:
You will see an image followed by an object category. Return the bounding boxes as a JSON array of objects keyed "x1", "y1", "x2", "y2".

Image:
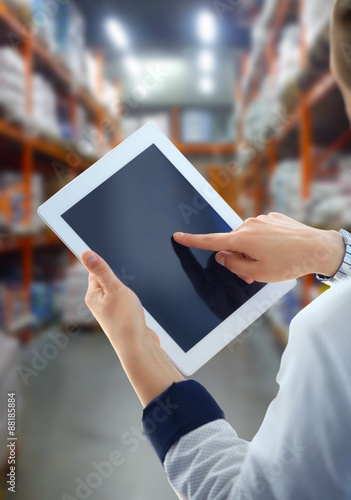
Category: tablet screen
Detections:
[{"x1": 62, "y1": 144, "x2": 265, "y2": 352}]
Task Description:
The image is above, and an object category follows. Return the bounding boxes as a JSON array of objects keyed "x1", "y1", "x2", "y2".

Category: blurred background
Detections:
[{"x1": 0, "y1": 0, "x2": 350, "y2": 499}]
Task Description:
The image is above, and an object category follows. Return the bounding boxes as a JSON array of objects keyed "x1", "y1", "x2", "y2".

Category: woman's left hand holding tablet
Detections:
[{"x1": 81, "y1": 250, "x2": 184, "y2": 407}]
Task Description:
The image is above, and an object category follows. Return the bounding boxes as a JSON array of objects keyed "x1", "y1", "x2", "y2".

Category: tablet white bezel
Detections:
[{"x1": 38, "y1": 123, "x2": 296, "y2": 375}]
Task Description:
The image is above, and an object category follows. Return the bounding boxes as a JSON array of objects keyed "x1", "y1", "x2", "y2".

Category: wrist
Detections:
[
  {"x1": 117, "y1": 333, "x2": 185, "y2": 407},
  {"x1": 314, "y1": 229, "x2": 346, "y2": 277}
]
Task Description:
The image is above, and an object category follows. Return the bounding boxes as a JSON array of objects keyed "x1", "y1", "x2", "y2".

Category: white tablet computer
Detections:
[{"x1": 38, "y1": 123, "x2": 296, "y2": 375}]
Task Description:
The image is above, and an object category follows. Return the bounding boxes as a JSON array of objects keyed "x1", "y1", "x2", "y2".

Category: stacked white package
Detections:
[
  {"x1": 82, "y1": 50, "x2": 99, "y2": 96},
  {"x1": 0, "y1": 47, "x2": 26, "y2": 122},
  {"x1": 302, "y1": 0, "x2": 334, "y2": 47},
  {"x1": 32, "y1": 74, "x2": 60, "y2": 137},
  {"x1": 256, "y1": 0, "x2": 279, "y2": 28},
  {"x1": 63, "y1": 261, "x2": 95, "y2": 326},
  {"x1": 243, "y1": 77, "x2": 278, "y2": 143},
  {"x1": 274, "y1": 24, "x2": 301, "y2": 96},
  {"x1": 82, "y1": 127, "x2": 102, "y2": 156},
  {"x1": 270, "y1": 160, "x2": 303, "y2": 220},
  {"x1": 100, "y1": 79, "x2": 119, "y2": 115},
  {"x1": 307, "y1": 156, "x2": 351, "y2": 227},
  {"x1": 271, "y1": 155, "x2": 351, "y2": 227},
  {"x1": 307, "y1": 181, "x2": 346, "y2": 227},
  {"x1": 31, "y1": 173, "x2": 45, "y2": 230},
  {"x1": 75, "y1": 105, "x2": 88, "y2": 145},
  {"x1": 242, "y1": 0, "x2": 278, "y2": 96},
  {"x1": 56, "y1": 2, "x2": 86, "y2": 82},
  {"x1": 75, "y1": 106, "x2": 108, "y2": 156},
  {"x1": 244, "y1": 96, "x2": 263, "y2": 143}
]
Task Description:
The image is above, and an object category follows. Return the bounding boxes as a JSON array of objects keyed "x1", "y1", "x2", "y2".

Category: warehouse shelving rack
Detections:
[
  {"x1": 234, "y1": 0, "x2": 351, "y2": 340},
  {"x1": 0, "y1": 2, "x2": 237, "y2": 337},
  {"x1": 0, "y1": 1, "x2": 122, "y2": 337},
  {"x1": 171, "y1": 106, "x2": 236, "y2": 156}
]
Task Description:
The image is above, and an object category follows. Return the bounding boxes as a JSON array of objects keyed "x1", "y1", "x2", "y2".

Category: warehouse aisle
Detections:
[{"x1": 13, "y1": 320, "x2": 282, "y2": 500}]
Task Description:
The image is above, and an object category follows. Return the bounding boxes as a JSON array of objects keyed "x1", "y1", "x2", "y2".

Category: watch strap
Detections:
[{"x1": 316, "y1": 229, "x2": 351, "y2": 286}]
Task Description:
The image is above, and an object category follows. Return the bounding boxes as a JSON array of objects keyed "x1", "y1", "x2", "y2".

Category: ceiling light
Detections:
[
  {"x1": 106, "y1": 19, "x2": 129, "y2": 50},
  {"x1": 124, "y1": 56, "x2": 141, "y2": 75},
  {"x1": 199, "y1": 50, "x2": 215, "y2": 72},
  {"x1": 199, "y1": 76, "x2": 214, "y2": 94},
  {"x1": 197, "y1": 12, "x2": 217, "y2": 44}
]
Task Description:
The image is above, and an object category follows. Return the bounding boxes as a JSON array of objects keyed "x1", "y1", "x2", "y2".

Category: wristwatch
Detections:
[{"x1": 316, "y1": 229, "x2": 351, "y2": 286}]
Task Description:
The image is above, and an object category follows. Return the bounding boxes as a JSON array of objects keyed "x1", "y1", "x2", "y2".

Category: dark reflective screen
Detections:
[{"x1": 62, "y1": 144, "x2": 266, "y2": 352}]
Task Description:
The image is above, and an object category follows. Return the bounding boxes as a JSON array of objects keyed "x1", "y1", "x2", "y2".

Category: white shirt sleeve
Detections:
[{"x1": 164, "y1": 278, "x2": 351, "y2": 499}]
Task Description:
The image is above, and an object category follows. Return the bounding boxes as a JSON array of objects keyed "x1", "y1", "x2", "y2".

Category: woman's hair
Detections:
[{"x1": 331, "y1": 0, "x2": 351, "y2": 88}]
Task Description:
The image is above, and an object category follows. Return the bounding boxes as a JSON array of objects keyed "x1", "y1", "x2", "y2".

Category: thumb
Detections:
[
  {"x1": 81, "y1": 251, "x2": 121, "y2": 291},
  {"x1": 216, "y1": 251, "x2": 258, "y2": 281}
]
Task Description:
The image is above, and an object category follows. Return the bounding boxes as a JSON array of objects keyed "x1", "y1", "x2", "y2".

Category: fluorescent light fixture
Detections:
[
  {"x1": 199, "y1": 50, "x2": 215, "y2": 72},
  {"x1": 199, "y1": 76, "x2": 214, "y2": 94},
  {"x1": 106, "y1": 19, "x2": 129, "y2": 50},
  {"x1": 197, "y1": 12, "x2": 217, "y2": 43},
  {"x1": 124, "y1": 55, "x2": 141, "y2": 75}
]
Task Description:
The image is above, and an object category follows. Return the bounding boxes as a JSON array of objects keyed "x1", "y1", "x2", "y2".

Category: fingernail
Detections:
[
  {"x1": 216, "y1": 255, "x2": 225, "y2": 266},
  {"x1": 175, "y1": 232, "x2": 185, "y2": 238},
  {"x1": 82, "y1": 251, "x2": 97, "y2": 267}
]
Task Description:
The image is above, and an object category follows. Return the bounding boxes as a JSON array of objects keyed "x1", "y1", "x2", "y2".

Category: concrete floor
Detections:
[{"x1": 11, "y1": 319, "x2": 282, "y2": 500}]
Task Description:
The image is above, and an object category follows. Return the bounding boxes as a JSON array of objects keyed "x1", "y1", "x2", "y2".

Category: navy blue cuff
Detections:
[{"x1": 142, "y1": 380, "x2": 225, "y2": 464}]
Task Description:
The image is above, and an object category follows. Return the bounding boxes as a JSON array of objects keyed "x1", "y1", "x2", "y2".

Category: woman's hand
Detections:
[
  {"x1": 174, "y1": 213, "x2": 345, "y2": 283},
  {"x1": 81, "y1": 251, "x2": 184, "y2": 407}
]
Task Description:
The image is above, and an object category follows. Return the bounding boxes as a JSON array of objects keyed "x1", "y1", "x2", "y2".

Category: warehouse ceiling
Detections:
[
  {"x1": 73, "y1": 0, "x2": 250, "y2": 107},
  {"x1": 74, "y1": 0, "x2": 250, "y2": 52}
]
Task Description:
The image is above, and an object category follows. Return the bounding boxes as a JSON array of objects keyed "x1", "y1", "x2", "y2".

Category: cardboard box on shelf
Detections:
[
  {"x1": 0, "y1": 283, "x2": 28, "y2": 330},
  {"x1": 0, "y1": 172, "x2": 45, "y2": 233}
]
